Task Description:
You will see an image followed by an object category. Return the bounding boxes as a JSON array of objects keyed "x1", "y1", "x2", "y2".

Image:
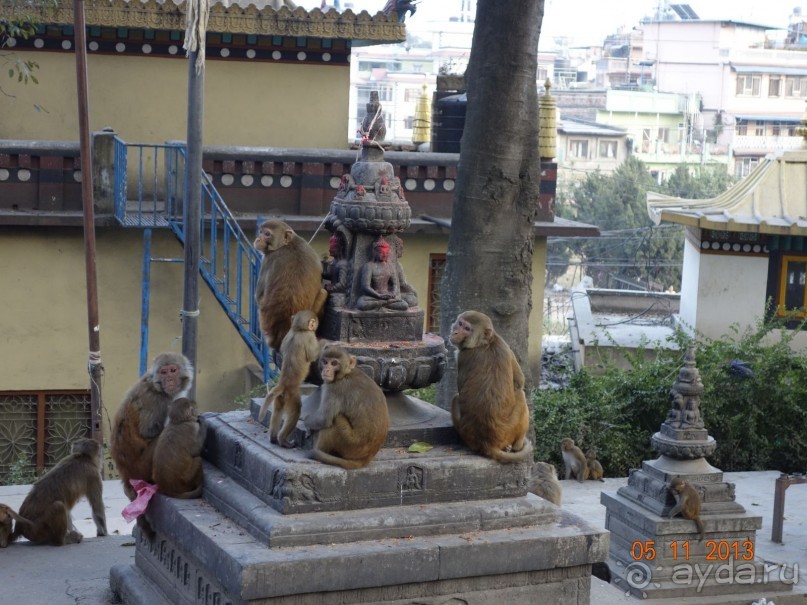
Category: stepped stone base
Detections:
[
  {"x1": 110, "y1": 409, "x2": 609, "y2": 605},
  {"x1": 603, "y1": 459, "x2": 804, "y2": 602}
]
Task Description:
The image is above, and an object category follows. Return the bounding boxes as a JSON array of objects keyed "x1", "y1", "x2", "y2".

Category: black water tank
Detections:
[{"x1": 432, "y1": 93, "x2": 467, "y2": 153}]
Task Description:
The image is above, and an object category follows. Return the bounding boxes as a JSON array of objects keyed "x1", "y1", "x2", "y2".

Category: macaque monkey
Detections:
[
  {"x1": 258, "y1": 310, "x2": 321, "y2": 448},
  {"x1": 111, "y1": 352, "x2": 193, "y2": 501},
  {"x1": 585, "y1": 449, "x2": 605, "y2": 482},
  {"x1": 10, "y1": 438, "x2": 107, "y2": 546},
  {"x1": 305, "y1": 345, "x2": 389, "y2": 469},
  {"x1": 668, "y1": 477, "x2": 705, "y2": 541},
  {"x1": 560, "y1": 438, "x2": 589, "y2": 482},
  {"x1": 449, "y1": 311, "x2": 532, "y2": 464},
  {"x1": 152, "y1": 398, "x2": 207, "y2": 498},
  {"x1": 254, "y1": 219, "x2": 328, "y2": 351},
  {"x1": 0, "y1": 504, "x2": 29, "y2": 548},
  {"x1": 527, "y1": 461, "x2": 562, "y2": 506}
]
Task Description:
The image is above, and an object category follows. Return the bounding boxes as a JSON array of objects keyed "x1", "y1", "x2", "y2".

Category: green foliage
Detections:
[
  {"x1": 3, "y1": 453, "x2": 36, "y2": 485},
  {"x1": 552, "y1": 159, "x2": 734, "y2": 291},
  {"x1": 233, "y1": 383, "x2": 269, "y2": 410},
  {"x1": 533, "y1": 317, "x2": 807, "y2": 476},
  {"x1": 405, "y1": 385, "x2": 436, "y2": 404},
  {"x1": 1, "y1": 0, "x2": 58, "y2": 87}
]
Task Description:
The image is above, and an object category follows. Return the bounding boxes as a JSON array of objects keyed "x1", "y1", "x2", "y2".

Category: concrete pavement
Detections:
[{"x1": 0, "y1": 471, "x2": 804, "y2": 604}]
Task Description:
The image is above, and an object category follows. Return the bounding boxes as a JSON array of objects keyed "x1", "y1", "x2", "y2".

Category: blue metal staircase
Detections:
[{"x1": 111, "y1": 136, "x2": 274, "y2": 382}]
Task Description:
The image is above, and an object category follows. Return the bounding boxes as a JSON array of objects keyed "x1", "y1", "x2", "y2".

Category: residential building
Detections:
[
  {"x1": 556, "y1": 117, "x2": 628, "y2": 184},
  {"x1": 640, "y1": 18, "x2": 807, "y2": 177}
]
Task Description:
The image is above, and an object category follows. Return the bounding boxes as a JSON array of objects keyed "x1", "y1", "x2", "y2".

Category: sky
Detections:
[{"x1": 296, "y1": 0, "x2": 806, "y2": 47}]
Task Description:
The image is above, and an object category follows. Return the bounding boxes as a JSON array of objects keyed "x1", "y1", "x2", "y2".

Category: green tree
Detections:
[
  {"x1": 552, "y1": 160, "x2": 734, "y2": 291},
  {"x1": 1, "y1": 0, "x2": 58, "y2": 92}
]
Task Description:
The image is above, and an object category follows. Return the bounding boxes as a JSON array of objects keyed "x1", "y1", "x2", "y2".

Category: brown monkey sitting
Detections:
[
  {"x1": 449, "y1": 310, "x2": 532, "y2": 463},
  {"x1": 560, "y1": 438, "x2": 589, "y2": 482},
  {"x1": 585, "y1": 449, "x2": 605, "y2": 482},
  {"x1": 152, "y1": 398, "x2": 207, "y2": 498},
  {"x1": 305, "y1": 345, "x2": 389, "y2": 469},
  {"x1": 527, "y1": 461, "x2": 562, "y2": 506},
  {"x1": 111, "y1": 352, "x2": 193, "y2": 501},
  {"x1": 254, "y1": 219, "x2": 328, "y2": 351},
  {"x1": 10, "y1": 438, "x2": 107, "y2": 546},
  {"x1": 668, "y1": 477, "x2": 705, "y2": 541},
  {"x1": 0, "y1": 504, "x2": 29, "y2": 548},
  {"x1": 258, "y1": 310, "x2": 321, "y2": 448}
]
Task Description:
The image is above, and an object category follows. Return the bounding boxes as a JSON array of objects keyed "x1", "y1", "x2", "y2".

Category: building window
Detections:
[
  {"x1": 736, "y1": 119, "x2": 747, "y2": 136},
  {"x1": 538, "y1": 68, "x2": 548, "y2": 81},
  {"x1": 0, "y1": 390, "x2": 92, "y2": 481},
  {"x1": 657, "y1": 128, "x2": 670, "y2": 143},
  {"x1": 404, "y1": 87, "x2": 421, "y2": 103},
  {"x1": 598, "y1": 140, "x2": 618, "y2": 158},
  {"x1": 734, "y1": 157, "x2": 759, "y2": 179},
  {"x1": 404, "y1": 115, "x2": 414, "y2": 129},
  {"x1": 772, "y1": 122, "x2": 783, "y2": 136},
  {"x1": 377, "y1": 86, "x2": 393, "y2": 102},
  {"x1": 569, "y1": 139, "x2": 589, "y2": 158},
  {"x1": 427, "y1": 254, "x2": 446, "y2": 333},
  {"x1": 785, "y1": 76, "x2": 807, "y2": 97},
  {"x1": 754, "y1": 121, "x2": 764, "y2": 137},
  {"x1": 735, "y1": 74, "x2": 760, "y2": 96},
  {"x1": 769, "y1": 76, "x2": 782, "y2": 97},
  {"x1": 777, "y1": 255, "x2": 807, "y2": 317}
]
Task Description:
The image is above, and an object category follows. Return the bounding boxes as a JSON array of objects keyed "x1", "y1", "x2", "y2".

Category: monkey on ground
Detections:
[
  {"x1": 560, "y1": 438, "x2": 589, "y2": 482},
  {"x1": 668, "y1": 477, "x2": 705, "y2": 541},
  {"x1": 152, "y1": 398, "x2": 207, "y2": 498},
  {"x1": 254, "y1": 219, "x2": 328, "y2": 351},
  {"x1": 528, "y1": 461, "x2": 562, "y2": 506},
  {"x1": 258, "y1": 310, "x2": 321, "y2": 448},
  {"x1": 585, "y1": 449, "x2": 605, "y2": 482},
  {"x1": 449, "y1": 311, "x2": 532, "y2": 464},
  {"x1": 0, "y1": 504, "x2": 29, "y2": 548},
  {"x1": 305, "y1": 345, "x2": 389, "y2": 469},
  {"x1": 111, "y1": 352, "x2": 193, "y2": 501},
  {"x1": 9, "y1": 438, "x2": 107, "y2": 546}
]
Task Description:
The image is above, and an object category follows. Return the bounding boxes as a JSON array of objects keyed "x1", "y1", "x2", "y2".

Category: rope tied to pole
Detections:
[{"x1": 184, "y1": 0, "x2": 210, "y2": 74}]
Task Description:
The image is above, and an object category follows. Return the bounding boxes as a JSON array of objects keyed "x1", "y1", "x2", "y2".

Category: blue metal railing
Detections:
[{"x1": 112, "y1": 137, "x2": 273, "y2": 382}]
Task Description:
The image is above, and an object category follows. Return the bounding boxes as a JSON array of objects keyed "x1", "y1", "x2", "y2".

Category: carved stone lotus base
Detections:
[
  {"x1": 651, "y1": 424, "x2": 717, "y2": 459},
  {"x1": 321, "y1": 306, "x2": 426, "y2": 342}
]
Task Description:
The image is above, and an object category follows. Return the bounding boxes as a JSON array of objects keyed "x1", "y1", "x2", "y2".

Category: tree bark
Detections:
[{"x1": 437, "y1": 0, "x2": 545, "y2": 408}]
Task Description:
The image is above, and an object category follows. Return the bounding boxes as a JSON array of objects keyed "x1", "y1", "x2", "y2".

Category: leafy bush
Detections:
[{"x1": 533, "y1": 317, "x2": 807, "y2": 476}]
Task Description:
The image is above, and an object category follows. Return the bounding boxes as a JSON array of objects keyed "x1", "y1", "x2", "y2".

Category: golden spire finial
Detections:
[
  {"x1": 412, "y1": 83, "x2": 431, "y2": 145},
  {"x1": 539, "y1": 79, "x2": 557, "y2": 161}
]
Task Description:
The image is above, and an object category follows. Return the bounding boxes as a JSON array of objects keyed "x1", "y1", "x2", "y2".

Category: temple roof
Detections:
[
  {"x1": 0, "y1": 0, "x2": 405, "y2": 41},
  {"x1": 647, "y1": 149, "x2": 807, "y2": 236}
]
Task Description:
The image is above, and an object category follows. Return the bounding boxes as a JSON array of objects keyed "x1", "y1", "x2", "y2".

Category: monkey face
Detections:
[
  {"x1": 319, "y1": 347, "x2": 356, "y2": 383},
  {"x1": 449, "y1": 317, "x2": 473, "y2": 346},
  {"x1": 258, "y1": 221, "x2": 293, "y2": 252},
  {"x1": 158, "y1": 363, "x2": 183, "y2": 395},
  {"x1": 320, "y1": 357, "x2": 340, "y2": 383},
  {"x1": 308, "y1": 317, "x2": 318, "y2": 332},
  {"x1": 560, "y1": 437, "x2": 574, "y2": 451}
]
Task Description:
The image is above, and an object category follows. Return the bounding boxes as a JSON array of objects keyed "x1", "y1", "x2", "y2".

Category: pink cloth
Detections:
[{"x1": 121, "y1": 479, "x2": 159, "y2": 522}]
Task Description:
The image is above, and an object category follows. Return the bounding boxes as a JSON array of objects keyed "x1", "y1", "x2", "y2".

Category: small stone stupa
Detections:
[{"x1": 602, "y1": 345, "x2": 798, "y2": 601}]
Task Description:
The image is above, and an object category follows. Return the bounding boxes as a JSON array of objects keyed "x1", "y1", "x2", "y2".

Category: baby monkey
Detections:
[
  {"x1": 585, "y1": 449, "x2": 605, "y2": 482},
  {"x1": 668, "y1": 477, "x2": 705, "y2": 541}
]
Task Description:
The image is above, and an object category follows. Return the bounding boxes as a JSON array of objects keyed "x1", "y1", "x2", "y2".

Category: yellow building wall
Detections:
[
  {"x1": 0, "y1": 225, "x2": 548, "y2": 438},
  {"x1": 0, "y1": 51, "x2": 349, "y2": 149},
  {"x1": 0, "y1": 227, "x2": 257, "y2": 423}
]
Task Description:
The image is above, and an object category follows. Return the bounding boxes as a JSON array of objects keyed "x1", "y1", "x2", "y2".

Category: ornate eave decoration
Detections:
[{"x1": 0, "y1": 0, "x2": 406, "y2": 41}]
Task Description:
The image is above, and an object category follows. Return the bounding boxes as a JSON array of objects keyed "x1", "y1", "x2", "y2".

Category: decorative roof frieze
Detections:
[{"x1": 0, "y1": 0, "x2": 406, "y2": 41}]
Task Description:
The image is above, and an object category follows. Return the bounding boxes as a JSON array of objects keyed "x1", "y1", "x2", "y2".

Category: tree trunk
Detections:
[{"x1": 437, "y1": 0, "x2": 546, "y2": 408}]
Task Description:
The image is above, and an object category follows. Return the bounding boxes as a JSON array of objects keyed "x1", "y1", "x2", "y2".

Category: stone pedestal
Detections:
[
  {"x1": 111, "y1": 407, "x2": 609, "y2": 605},
  {"x1": 602, "y1": 347, "x2": 802, "y2": 603}
]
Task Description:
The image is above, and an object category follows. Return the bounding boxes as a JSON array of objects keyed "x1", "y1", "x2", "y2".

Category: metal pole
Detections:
[
  {"x1": 73, "y1": 0, "x2": 103, "y2": 445},
  {"x1": 182, "y1": 46, "x2": 204, "y2": 399}
]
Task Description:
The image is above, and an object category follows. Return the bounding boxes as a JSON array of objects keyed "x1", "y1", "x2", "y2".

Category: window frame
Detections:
[{"x1": 777, "y1": 254, "x2": 807, "y2": 317}]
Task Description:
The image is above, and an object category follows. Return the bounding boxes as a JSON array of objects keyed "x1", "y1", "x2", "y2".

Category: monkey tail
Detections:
[
  {"x1": 486, "y1": 440, "x2": 534, "y2": 464},
  {"x1": 310, "y1": 449, "x2": 370, "y2": 470},
  {"x1": 694, "y1": 518, "x2": 705, "y2": 542},
  {"x1": 258, "y1": 387, "x2": 279, "y2": 422}
]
